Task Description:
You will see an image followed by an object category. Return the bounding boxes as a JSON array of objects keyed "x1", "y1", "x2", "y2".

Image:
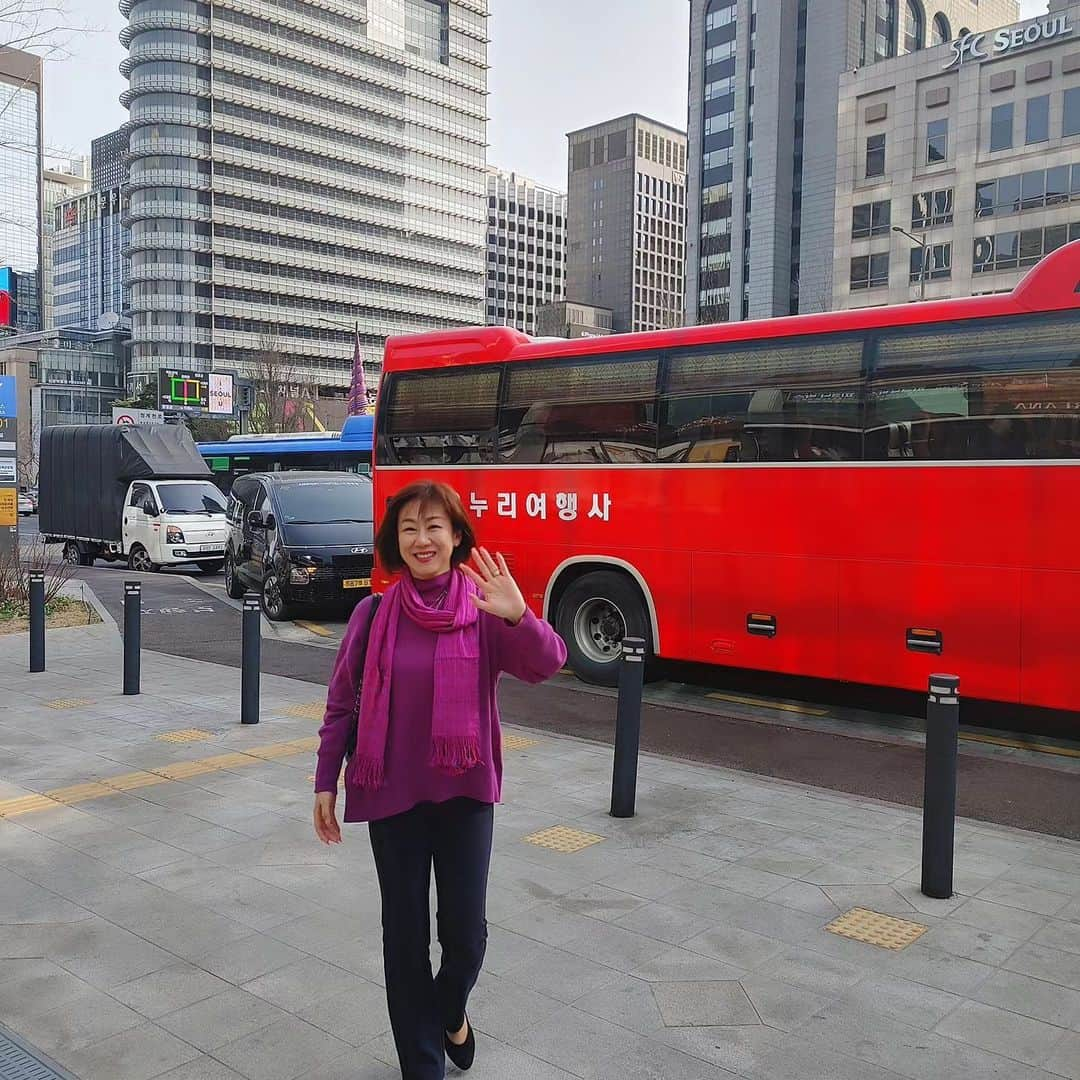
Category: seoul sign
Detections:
[{"x1": 945, "y1": 14, "x2": 1073, "y2": 69}]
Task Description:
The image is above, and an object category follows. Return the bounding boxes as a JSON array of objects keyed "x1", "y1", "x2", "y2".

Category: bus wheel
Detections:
[{"x1": 556, "y1": 571, "x2": 652, "y2": 687}]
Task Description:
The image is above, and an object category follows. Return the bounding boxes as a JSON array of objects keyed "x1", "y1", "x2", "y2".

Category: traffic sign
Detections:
[{"x1": 112, "y1": 407, "x2": 165, "y2": 426}]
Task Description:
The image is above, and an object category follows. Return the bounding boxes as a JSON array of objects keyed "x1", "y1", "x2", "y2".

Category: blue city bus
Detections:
[{"x1": 198, "y1": 414, "x2": 373, "y2": 493}]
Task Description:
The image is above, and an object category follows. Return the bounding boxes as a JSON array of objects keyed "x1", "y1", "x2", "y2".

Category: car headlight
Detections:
[
  {"x1": 289, "y1": 566, "x2": 314, "y2": 585},
  {"x1": 166, "y1": 526, "x2": 185, "y2": 543}
]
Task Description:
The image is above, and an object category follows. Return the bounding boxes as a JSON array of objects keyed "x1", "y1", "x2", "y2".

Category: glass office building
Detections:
[
  {"x1": 0, "y1": 48, "x2": 44, "y2": 333},
  {"x1": 52, "y1": 187, "x2": 128, "y2": 330},
  {"x1": 119, "y1": 0, "x2": 489, "y2": 392}
]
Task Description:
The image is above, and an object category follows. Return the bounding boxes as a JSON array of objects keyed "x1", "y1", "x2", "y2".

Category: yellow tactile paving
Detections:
[
  {"x1": 43, "y1": 698, "x2": 95, "y2": 710},
  {"x1": 522, "y1": 825, "x2": 606, "y2": 854},
  {"x1": 282, "y1": 703, "x2": 326, "y2": 721},
  {"x1": 47, "y1": 782, "x2": 115, "y2": 805},
  {"x1": 155, "y1": 729, "x2": 216, "y2": 744},
  {"x1": 0, "y1": 736, "x2": 322, "y2": 819},
  {"x1": 824, "y1": 907, "x2": 929, "y2": 951},
  {"x1": 502, "y1": 734, "x2": 540, "y2": 751}
]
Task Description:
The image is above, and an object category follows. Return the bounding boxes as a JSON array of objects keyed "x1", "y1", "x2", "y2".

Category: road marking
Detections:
[
  {"x1": 293, "y1": 620, "x2": 335, "y2": 638},
  {"x1": 0, "y1": 736, "x2": 319, "y2": 819},
  {"x1": 706, "y1": 692, "x2": 829, "y2": 717},
  {"x1": 958, "y1": 732, "x2": 1080, "y2": 759}
]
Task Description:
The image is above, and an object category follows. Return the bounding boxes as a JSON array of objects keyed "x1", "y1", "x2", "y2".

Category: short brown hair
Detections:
[{"x1": 375, "y1": 481, "x2": 476, "y2": 573}]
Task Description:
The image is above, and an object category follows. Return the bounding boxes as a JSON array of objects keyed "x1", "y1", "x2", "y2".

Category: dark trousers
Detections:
[{"x1": 369, "y1": 797, "x2": 494, "y2": 1080}]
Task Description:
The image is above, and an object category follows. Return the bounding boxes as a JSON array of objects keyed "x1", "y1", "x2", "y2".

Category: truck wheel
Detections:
[
  {"x1": 63, "y1": 541, "x2": 94, "y2": 567},
  {"x1": 555, "y1": 570, "x2": 654, "y2": 687},
  {"x1": 260, "y1": 573, "x2": 291, "y2": 621},
  {"x1": 127, "y1": 545, "x2": 157, "y2": 573},
  {"x1": 224, "y1": 554, "x2": 246, "y2": 599},
  {"x1": 197, "y1": 560, "x2": 223, "y2": 575}
]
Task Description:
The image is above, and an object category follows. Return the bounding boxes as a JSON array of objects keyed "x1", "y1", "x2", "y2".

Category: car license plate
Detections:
[
  {"x1": 343, "y1": 578, "x2": 371, "y2": 589},
  {"x1": 199, "y1": 544, "x2": 220, "y2": 553}
]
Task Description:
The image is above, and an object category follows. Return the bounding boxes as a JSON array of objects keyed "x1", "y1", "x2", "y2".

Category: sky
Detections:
[{"x1": 44, "y1": 0, "x2": 1050, "y2": 187}]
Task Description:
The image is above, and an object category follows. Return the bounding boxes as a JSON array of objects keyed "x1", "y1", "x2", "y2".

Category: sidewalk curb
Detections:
[{"x1": 59, "y1": 577, "x2": 117, "y2": 634}]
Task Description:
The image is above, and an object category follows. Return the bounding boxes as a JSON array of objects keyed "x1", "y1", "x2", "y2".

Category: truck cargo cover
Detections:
[{"x1": 39, "y1": 425, "x2": 211, "y2": 543}]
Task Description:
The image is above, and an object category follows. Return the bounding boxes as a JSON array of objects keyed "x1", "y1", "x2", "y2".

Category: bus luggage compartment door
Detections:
[
  {"x1": 691, "y1": 553, "x2": 840, "y2": 679},
  {"x1": 838, "y1": 561, "x2": 1021, "y2": 703}
]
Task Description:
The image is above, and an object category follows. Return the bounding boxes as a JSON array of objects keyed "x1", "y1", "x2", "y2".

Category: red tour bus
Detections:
[{"x1": 373, "y1": 241, "x2": 1080, "y2": 712}]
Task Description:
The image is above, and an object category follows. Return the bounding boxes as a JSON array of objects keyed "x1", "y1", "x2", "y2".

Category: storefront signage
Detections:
[{"x1": 945, "y1": 15, "x2": 1073, "y2": 69}]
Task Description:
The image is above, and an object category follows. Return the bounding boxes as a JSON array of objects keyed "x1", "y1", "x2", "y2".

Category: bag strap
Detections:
[{"x1": 345, "y1": 593, "x2": 381, "y2": 760}]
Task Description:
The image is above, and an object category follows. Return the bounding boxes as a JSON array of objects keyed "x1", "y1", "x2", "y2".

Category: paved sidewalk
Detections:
[{"x1": 0, "y1": 616, "x2": 1078, "y2": 1080}]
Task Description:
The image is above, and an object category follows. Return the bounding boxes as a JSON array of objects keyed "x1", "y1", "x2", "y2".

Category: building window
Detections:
[
  {"x1": 1065, "y1": 87, "x2": 1080, "y2": 138},
  {"x1": 852, "y1": 199, "x2": 891, "y2": 238},
  {"x1": 876, "y1": 0, "x2": 898, "y2": 59},
  {"x1": 931, "y1": 13, "x2": 951, "y2": 45},
  {"x1": 850, "y1": 252, "x2": 889, "y2": 290},
  {"x1": 990, "y1": 103, "x2": 1014, "y2": 152},
  {"x1": 974, "y1": 224, "x2": 1072, "y2": 273},
  {"x1": 976, "y1": 166, "x2": 1077, "y2": 217},
  {"x1": 865, "y1": 133, "x2": 886, "y2": 177},
  {"x1": 904, "y1": 0, "x2": 924, "y2": 52},
  {"x1": 1026, "y1": 95, "x2": 1050, "y2": 145},
  {"x1": 911, "y1": 187, "x2": 953, "y2": 228},
  {"x1": 910, "y1": 241, "x2": 951, "y2": 283},
  {"x1": 926, "y1": 118, "x2": 948, "y2": 164}
]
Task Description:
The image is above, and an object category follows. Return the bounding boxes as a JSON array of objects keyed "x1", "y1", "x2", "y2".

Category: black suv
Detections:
[{"x1": 223, "y1": 472, "x2": 374, "y2": 620}]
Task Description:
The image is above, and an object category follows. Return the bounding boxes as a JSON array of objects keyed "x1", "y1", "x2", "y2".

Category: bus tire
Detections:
[{"x1": 555, "y1": 570, "x2": 653, "y2": 687}]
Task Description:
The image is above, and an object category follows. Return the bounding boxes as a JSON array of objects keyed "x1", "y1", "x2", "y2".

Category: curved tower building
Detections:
[{"x1": 119, "y1": 0, "x2": 488, "y2": 393}]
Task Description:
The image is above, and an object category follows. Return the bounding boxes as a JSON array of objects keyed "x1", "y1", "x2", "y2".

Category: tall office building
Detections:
[
  {"x1": 684, "y1": 0, "x2": 1017, "y2": 324},
  {"x1": 92, "y1": 128, "x2": 128, "y2": 191},
  {"x1": 485, "y1": 167, "x2": 566, "y2": 334},
  {"x1": 42, "y1": 159, "x2": 91, "y2": 329},
  {"x1": 52, "y1": 186, "x2": 127, "y2": 331},
  {"x1": 566, "y1": 114, "x2": 686, "y2": 334},
  {"x1": 833, "y1": 4, "x2": 1080, "y2": 307},
  {"x1": 0, "y1": 47, "x2": 43, "y2": 333},
  {"x1": 119, "y1": 0, "x2": 489, "y2": 391}
]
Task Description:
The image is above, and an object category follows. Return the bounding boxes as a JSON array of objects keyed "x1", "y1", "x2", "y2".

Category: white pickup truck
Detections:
[{"x1": 40, "y1": 424, "x2": 229, "y2": 574}]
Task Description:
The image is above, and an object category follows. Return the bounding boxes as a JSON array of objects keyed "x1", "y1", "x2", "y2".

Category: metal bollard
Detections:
[
  {"x1": 610, "y1": 637, "x2": 646, "y2": 818},
  {"x1": 123, "y1": 581, "x2": 141, "y2": 695},
  {"x1": 241, "y1": 593, "x2": 261, "y2": 725},
  {"x1": 29, "y1": 571, "x2": 45, "y2": 673},
  {"x1": 921, "y1": 673, "x2": 960, "y2": 899}
]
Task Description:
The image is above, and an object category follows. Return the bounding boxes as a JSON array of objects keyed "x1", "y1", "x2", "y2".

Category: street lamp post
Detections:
[{"x1": 893, "y1": 225, "x2": 928, "y2": 301}]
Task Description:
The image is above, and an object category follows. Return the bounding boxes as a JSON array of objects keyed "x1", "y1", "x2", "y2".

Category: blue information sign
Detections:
[{"x1": 0, "y1": 375, "x2": 15, "y2": 419}]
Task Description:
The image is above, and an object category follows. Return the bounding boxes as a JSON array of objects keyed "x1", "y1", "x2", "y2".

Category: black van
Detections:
[{"x1": 223, "y1": 472, "x2": 374, "y2": 620}]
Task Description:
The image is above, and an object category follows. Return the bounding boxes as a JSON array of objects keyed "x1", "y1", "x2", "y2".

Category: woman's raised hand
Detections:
[{"x1": 462, "y1": 547, "x2": 528, "y2": 625}]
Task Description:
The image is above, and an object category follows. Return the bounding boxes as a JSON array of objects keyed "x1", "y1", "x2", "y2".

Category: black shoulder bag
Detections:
[{"x1": 345, "y1": 594, "x2": 381, "y2": 761}]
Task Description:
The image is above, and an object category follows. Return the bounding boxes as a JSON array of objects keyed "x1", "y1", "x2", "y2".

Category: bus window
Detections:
[
  {"x1": 868, "y1": 313, "x2": 1080, "y2": 459},
  {"x1": 382, "y1": 367, "x2": 500, "y2": 465},
  {"x1": 659, "y1": 336, "x2": 864, "y2": 463},
  {"x1": 499, "y1": 355, "x2": 658, "y2": 464}
]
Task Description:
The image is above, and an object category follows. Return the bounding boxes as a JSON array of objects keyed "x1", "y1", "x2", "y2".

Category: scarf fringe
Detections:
[
  {"x1": 349, "y1": 754, "x2": 385, "y2": 791},
  {"x1": 431, "y1": 734, "x2": 483, "y2": 773}
]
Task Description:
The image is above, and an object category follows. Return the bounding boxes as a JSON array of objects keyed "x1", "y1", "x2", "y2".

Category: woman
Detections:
[{"x1": 313, "y1": 480, "x2": 566, "y2": 1079}]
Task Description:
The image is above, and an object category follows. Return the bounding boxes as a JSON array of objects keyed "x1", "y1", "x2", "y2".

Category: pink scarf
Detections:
[{"x1": 347, "y1": 568, "x2": 482, "y2": 791}]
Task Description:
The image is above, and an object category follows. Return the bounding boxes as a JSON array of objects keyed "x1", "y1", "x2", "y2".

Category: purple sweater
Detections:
[{"x1": 315, "y1": 571, "x2": 567, "y2": 823}]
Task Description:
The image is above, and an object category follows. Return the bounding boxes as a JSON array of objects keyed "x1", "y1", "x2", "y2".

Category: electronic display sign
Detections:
[{"x1": 159, "y1": 368, "x2": 209, "y2": 411}]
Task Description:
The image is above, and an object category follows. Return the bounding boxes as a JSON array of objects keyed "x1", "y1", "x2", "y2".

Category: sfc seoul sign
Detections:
[{"x1": 945, "y1": 14, "x2": 1073, "y2": 69}]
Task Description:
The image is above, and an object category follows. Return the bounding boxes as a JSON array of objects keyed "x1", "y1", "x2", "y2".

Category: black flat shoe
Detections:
[{"x1": 444, "y1": 1015, "x2": 475, "y2": 1071}]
